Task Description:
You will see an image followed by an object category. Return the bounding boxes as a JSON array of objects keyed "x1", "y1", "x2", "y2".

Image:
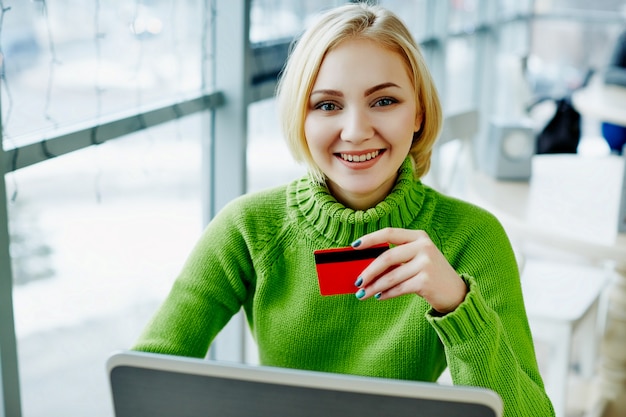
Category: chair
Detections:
[
  {"x1": 521, "y1": 259, "x2": 609, "y2": 417},
  {"x1": 426, "y1": 109, "x2": 479, "y2": 193}
]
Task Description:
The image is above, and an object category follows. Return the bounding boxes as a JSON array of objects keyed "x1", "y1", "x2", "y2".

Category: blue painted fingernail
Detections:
[
  {"x1": 351, "y1": 239, "x2": 362, "y2": 248},
  {"x1": 355, "y1": 289, "x2": 366, "y2": 299},
  {"x1": 374, "y1": 292, "x2": 382, "y2": 300},
  {"x1": 354, "y1": 277, "x2": 363, "y2": 287}
]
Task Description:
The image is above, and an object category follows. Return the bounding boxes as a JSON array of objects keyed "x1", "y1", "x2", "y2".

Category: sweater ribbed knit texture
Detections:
[{"x1": 134, "y1": 158, "x2": 555, "y2": 417}]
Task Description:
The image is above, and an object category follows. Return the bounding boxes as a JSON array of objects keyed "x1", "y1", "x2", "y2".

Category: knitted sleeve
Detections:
[
  {"x1": 132, "y1": 195, "x2": 257, "y2": 358},
  {"x1": 426, "y1": 206, "x2": 555, "y2": 417}
]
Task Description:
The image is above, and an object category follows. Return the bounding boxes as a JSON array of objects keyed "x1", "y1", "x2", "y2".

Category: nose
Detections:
[{"x1": 340, "y1": 107, "x2": 374, "y2": 144}]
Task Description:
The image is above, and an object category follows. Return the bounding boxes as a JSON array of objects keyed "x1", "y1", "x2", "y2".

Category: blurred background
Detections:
[{"x1": 1, "y1": 1, "x2": 625, "y2": 416}]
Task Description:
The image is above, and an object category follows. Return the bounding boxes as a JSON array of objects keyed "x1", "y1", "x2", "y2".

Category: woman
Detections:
[{"x1": 134, "y1": 4, "x2": 554, "y2": 416}]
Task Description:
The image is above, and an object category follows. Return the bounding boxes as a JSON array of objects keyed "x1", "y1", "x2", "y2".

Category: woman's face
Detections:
[{"x1": 304, "y1": 38, "x2": 421, "y2": 210}]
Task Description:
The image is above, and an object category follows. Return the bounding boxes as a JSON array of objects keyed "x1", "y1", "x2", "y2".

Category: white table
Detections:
[
  {"x1": 570, "y1": 79, "x2": 626, "y2": 416},
  {"x1": 572, "y1": 76, "x2": 626, "y2": 127},
  {"x1": 463, "y1": 160, "x2": 626, "y2": 417}
]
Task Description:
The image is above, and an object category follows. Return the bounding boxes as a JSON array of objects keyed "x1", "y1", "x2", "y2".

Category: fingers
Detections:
[
  {"x1": 355, "y1": 261, "x2": 417, "y2": 300},
  {"x1": 354, "y1": 245, "x2": 423, "y2": 301},
  {"x1": 354, "y1": 228, "x2": 429, "y2": 287},
  {"x1": 353, "y1": 228, "x2": 468, "y2": 313},
  {"x1": 351, "y1": 227, "x2": 418, "y2": 249}
]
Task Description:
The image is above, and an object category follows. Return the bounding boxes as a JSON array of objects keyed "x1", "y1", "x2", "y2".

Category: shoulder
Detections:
[
  {"x1": 420, "y1": 185, "x2": 512, "y2": 258},
  {"x1": 423, "y1": 185, "x2": 502, "y2": 231},
  {"x1": 216, "y1": 184, "x2": 289, "y2": 226},
  {"x1": 206, "y1": 183, "x2": 299, "y2": 253},
  {"x1": 225, "y1": 183, "x2": 288, "y2": 210}
]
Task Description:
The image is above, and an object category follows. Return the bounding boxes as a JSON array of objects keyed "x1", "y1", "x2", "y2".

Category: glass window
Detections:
[
  {"x1": 1, "y1": 0, "x2": 204, "y2": 143},
  {"x1": 380, "y1": 0, "x2": 430, "y2": 42},
  {"x1": 534, "y1": 0, "x2": 626, "y2": 13},
  {"x1": 445, "y1": 36, "x2": 479, "y2": 113},
  {"x1": 497, "y1": 0, "x2": 533, "y2": 18},
  {"x1": 250, "y1": 0, "x2": 344, "y2": 43},
  {"x1": 2, "y1": 1, "x2": 210, "y2": 416},
  {"x1": 10, "y1": 117, "x2": 205, "y2": 417},
  {"x1": 490, "y1": 20, "x2": 533, "y2": 119},
  {"x1": 247, "y1": 98, "x2": 305, "y2": 193},
  {"x1": 448, "y1": 0, "x2": 480, "y2": 33},
  {"x1": 528, "y1": 17, "x2": 624, "y2": 98}
]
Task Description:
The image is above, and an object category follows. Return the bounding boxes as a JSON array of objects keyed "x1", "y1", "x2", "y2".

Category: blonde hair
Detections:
[{"x1": 276, "y1": 3, "x2": 443, "y2": 182}]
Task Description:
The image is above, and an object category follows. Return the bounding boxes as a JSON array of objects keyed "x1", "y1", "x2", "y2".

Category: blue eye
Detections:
[
  {"x1": 374, "y1": 98, "x2": 396, "y2": 107},
  {"x1": 316, "y1": 102, "x2": 338, "y2": 111}
]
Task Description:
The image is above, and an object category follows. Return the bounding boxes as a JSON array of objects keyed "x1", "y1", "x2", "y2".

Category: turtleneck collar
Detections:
[{"x1": 287, "y1": 157, "x2": 426, "y2": 246}]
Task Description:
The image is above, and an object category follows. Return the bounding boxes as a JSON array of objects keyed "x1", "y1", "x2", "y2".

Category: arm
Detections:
[
  {"x1": 428, "y1": 275, "x2": 554, "y2": 417},
  {"x1": 352, "y1": 218, "x2": 554, "y2": 416},
  {"x1": 132, "y1": 200, "x2": 254, "y2": 358}
]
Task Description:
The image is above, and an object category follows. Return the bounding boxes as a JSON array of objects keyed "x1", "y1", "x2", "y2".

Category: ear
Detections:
[{"x1": 414, "y1": 112, "x2": 423, "y2": 133}]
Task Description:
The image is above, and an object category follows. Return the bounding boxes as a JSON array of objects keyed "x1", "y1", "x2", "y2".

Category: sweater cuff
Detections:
[{"x1": 426, "y1": 275, "x2": 495, "y2": 346}]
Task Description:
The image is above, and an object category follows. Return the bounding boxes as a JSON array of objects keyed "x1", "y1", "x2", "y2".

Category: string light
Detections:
[
  {"x1": 0, "y1": 1, "x2": 19, "y2": 202},
  {"x1": 0, "y1": 0, "x2": 214, "y2": 206},
  {"x1": 38, "y1": 0, "x2": 61, "y2": 129},
  {"x1": 0, "y1": 2, "x2": 13, "y2": 137}
]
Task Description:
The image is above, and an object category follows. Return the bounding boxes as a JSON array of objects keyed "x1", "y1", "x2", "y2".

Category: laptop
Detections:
[{"x1": 107, "y1": 350, "x2": 503, "y2": 417}]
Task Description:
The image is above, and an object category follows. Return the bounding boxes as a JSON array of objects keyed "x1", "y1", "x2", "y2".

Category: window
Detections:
[
  {"x1": 1, "y1": 1, "x2": 211, "y2": 416},
  {"x1": 12, "y1": 119, "x2": 205, "y2": 417},
  {"x1": 1, "y1": 0, "x2": 205, "y2": 141}
]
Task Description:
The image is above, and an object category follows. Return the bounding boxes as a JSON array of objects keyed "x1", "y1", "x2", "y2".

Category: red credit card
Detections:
[{"x1": 313, "y1": 243, "x2": 390, "y2": 296}]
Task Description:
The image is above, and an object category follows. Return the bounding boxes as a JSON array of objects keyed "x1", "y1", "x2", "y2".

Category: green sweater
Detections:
[{"x1": 134, "y1": 159, "x2": 554, "y2": 417}]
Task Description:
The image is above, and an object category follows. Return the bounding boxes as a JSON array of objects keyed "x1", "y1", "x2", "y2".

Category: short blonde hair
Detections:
[{"x1": 276, "y1": 3, "x2": 443, "y2": 182}]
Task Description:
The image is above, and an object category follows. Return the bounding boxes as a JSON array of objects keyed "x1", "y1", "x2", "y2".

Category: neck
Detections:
[{"x1": 326, "y1": 175, "x2": 398, "y2": 211}]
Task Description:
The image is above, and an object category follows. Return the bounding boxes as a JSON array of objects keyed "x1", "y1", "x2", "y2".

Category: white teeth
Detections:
[{"x1": 340, "y1": 150, "x2": 380, "y2": 162}]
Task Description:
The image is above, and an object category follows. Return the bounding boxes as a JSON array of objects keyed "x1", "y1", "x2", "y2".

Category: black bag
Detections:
[{"x1": 535, "y1": 97, "x2": 581, "y2": 154}]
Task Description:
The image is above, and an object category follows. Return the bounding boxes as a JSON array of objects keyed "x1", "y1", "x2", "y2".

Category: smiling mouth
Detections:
[{"x1": 337, "y1": 150, "x2": 383, "y2": 162}]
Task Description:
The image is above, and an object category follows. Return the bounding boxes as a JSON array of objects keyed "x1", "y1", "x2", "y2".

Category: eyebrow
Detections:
[
  {"x1": 310, "y1": 82, "x2": 402, "y2": 99},
  {"x1": 364, "y1": 82, "x2": 401, "y2": 96}
]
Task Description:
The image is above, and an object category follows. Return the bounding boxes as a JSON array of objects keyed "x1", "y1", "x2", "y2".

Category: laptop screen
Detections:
[{"x1": 107, "y1": 351, "x2": 503, "y2": 417}]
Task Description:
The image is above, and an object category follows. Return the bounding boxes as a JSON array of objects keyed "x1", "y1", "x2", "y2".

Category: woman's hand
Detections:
[{"x1": 352, "y1": 227, "x2": 467, "y2": 314}]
